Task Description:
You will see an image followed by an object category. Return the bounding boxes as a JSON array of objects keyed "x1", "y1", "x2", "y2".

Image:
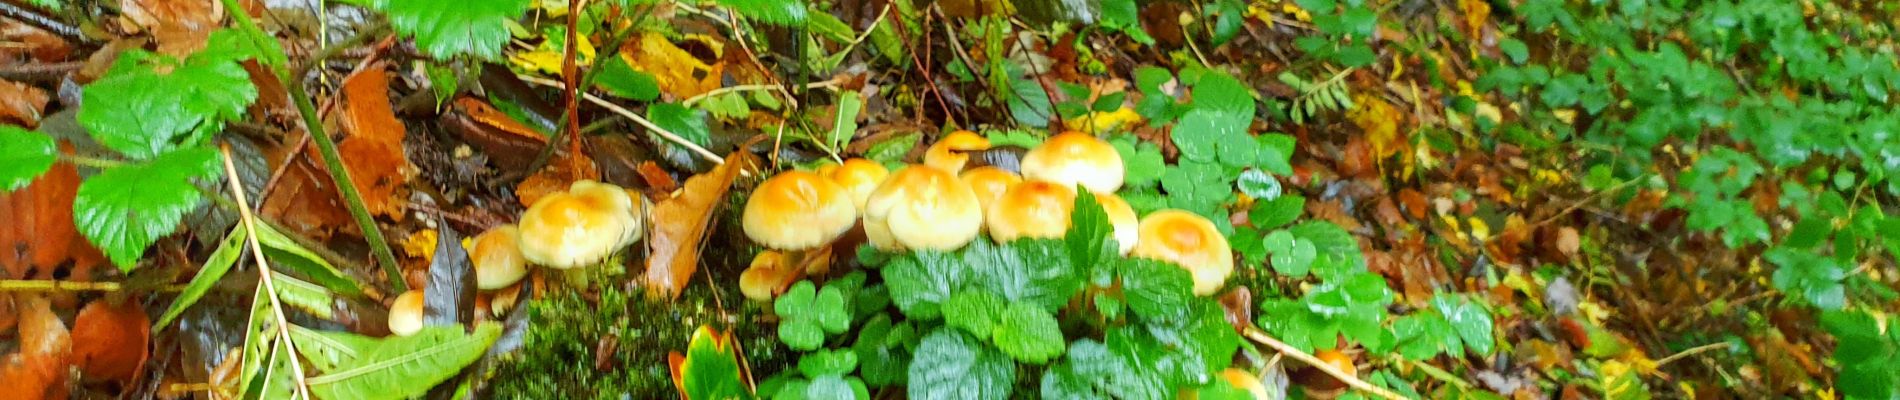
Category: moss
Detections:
[{"x1": 491, "y1": 259, "x2": 787, "y2": 399}]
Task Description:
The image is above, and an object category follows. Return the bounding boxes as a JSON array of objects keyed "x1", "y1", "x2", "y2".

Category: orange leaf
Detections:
[
  {"x1": 643, "y1": 151, "x2": 759, "y2": 298},
  {"x1": 637, "y1": 161, "x2": 679, "y2": 194},
  {"x1": 121, "y1": 0, "x2": 224, "y2": 57},
  {"x1": 515, "y1": 154, "x2": 601, "y2": 207},
  {"x1": 0, "y1": 295, "x2": 71, "y2": 400},
  {"x1": 70, "y1": 298, "x2": 150, "y2": 383},
  {"x1": 1, "y1": 142, "x2": 89, "y2": 280},
  {"x1": 0, "y1": 79, "x2": 50, "y2": 128},
  {"x1": 337, "y1": 65, "x2": 411, "y2": 219}
]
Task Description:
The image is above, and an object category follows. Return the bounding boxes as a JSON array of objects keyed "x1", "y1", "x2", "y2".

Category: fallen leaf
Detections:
[
  {"x1": 0, "y1": 142, "x2": 104, "y2": 283},
  {"x1": 622, "y1": 32, "x2": 723, "y2": 99},
  {"x1": 0, "y1": 294, "x2": 71, "y2": 400},
  {"x1": 442, "y1": 96, "x2": 560, "y2": 172},
  {"x1": 643, "y1": 150, "x2": 759, "y2": 298},
  {"x1": 260, "y1": 152, "x2": 353, "y2": 238},
  {"x1": 636, "y1": 161, "x2": 678, "y2": 193},
  {"x1": 335, "y1": 65, "x2": 411, "y2": 220},
  {"x1": 0, "y1": 79, "x2": 50, "y2": 128},
  {"x1": 1554, "y1": 227, "x2": 1580, "y2": 258},
  {"x1": 70, "y1": 298, "x2": 150, "y2": 383},
  {"x1": 0, "y1": 20, "x2": 74, "y2": 62},
  {"x1": 514, "y1": 154, "x2": 601, "y2": 207},
  {"x1": 120, "y1": 0, "x2": 224, "y2": 57}
]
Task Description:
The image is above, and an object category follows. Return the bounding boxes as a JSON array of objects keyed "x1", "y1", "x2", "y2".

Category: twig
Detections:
[
  {"x1": 0, "y1": 1, "x2": 89, "y2": 44},
  {"x1": 887, "y1": 2, "x2": 959, "y2": 127},
  {"x1": 681, "y1": 79, "x2": 845, "y2": 108},
  {"x1": 1398, "y1": 357, "x2": 1472, "y2": 389},
  {"x1": 516, "y1": 75, "x2": 726, "y2": 165},
  {"x1": 0, "y1": 60, "x2": 81, "y2": 82},
  {"x1": 1529, "y1": 177, "x2": 1641, "y2": 229},
  {"x1": 1242, "y1": 327, "x2": 1409, "y2": 400},
  {"x1": 218, "y1": 143, "x2": 314, "y2": 400},
  {"x1": 0, "y1": 280, "x2": 187, "y2": 292},
  {"x1": 1655, "y1": 342, "x2": 1731, "y2": 367},
  {"x1": 560, "y1": 0, "x2": 590, "y2": 180}
]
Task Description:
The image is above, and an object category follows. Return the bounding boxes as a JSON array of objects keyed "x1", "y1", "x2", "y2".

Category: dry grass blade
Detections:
[{"x1": 219, "y1": 143, "x2": 314, "y2": 400}]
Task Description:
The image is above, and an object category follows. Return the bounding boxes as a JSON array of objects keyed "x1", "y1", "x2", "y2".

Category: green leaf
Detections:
[
  {"x1": 867, "y1": 133, "x2": 922, "y2": 169},
  {"x1": 1289, "y1": 221, "x2": 1363, "y2": 274},
  {"x1": 380, "y1": 0, "x2": 530, "y2": 59},
  {"x1": 830, "y1": 92, "x2": 863, "y2": 150},
  {"x1": 992, "y1": 302, "x2": 1066, "y2": 364},
  {"x1": 963, "y1": 239, "x2": 1083, "y2": 312},
  {"x1": 1435, "y1": 294, "x2": 1496, "y2": 356},
  {"x1": 1255, "y1": 133, "x2": 1295, "y2": 175},
  {"x1": 1248, "y1": 194, "x2": 1304, "y2": 230},
  {"x1": 0, "y1": 126, "x2": 55, "y2": 191},
  {"x1": 304, "y1": 323, "x2": 502, "y2": 400},
  {"x1": 1041, "y1": 339, "x2": 1167, "y2": 399},
  {"x1": 720, "y1": 0, "x2": 809, "y2": 26},
  {"x1": 1499, "y1": 37, "x2": 1530, "y2": 64},
  {"x1": 777, "y1": 280, "x2": 851, "y2": 350},
  {"x1": 425, "y1": 64, "x2": 461, "y2": 107},
  {"x1": 944, "y1": 290, "x2": 1006, "y2": 340},
  {"x1": 1236, "y1": 169, "x2": 1281, "y2": 200},
  {"x1": 1173, "y1": 72, "x2": 1255, "y2": 162},
  {"x1": 80, "y1": 48, "x2": 256, "y2": 160},
  {"x1": 1119, "y1": 259, "x2": 1193, "y2": 322},
  {"x1": 1766, "y1": 246, "x2": 1847, "y2": 310},
  {"x1": 886, "y1": 251, "x2": 969, "y2": 319},
  {"x1": 1111, "y1": 135, "x2": 1166, "y2": 187},
  {"x1": 648, "y1": 102, "x2": 713, "y2": 153},
  {"x1": 1140, "y1": 302, "x2": 1241, "y2": 382},
  {"x1": 75, "y1": 146, "x2": 217, "y2": 270},
  {"x1": 908, "y1": 329, "x2": 1016, "y2": 400},
  {"x1": 1067, "y1": 191, "x2": 1116, "y2": 270},
  {"x1": 799, "y1": 349, "x2": 860, "y2": 377},
  {"x1": 288, "y1": 324, "x2": 383, "y2": 373},
  {"x1": 253, "y1": 220, "x2": 366, "y2": 298},
  {"x1": 154, "y1": 226, "x2": 246, "y2": 329},
  {"x1": 595, "y1": 56, "x2": 660, "y2": 101},
  {"x1": 1263, "y1": 229, "x2": 1317, "y2": 277},
  {"x1": 1006, "y1": 64, "x2": 1055, "y2": 127},
  {"x1": 852, "y1": 315, "x2": 913, "y2": 386}
]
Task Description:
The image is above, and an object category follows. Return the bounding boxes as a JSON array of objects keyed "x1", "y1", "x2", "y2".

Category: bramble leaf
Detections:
[
  {"x1": 75, "y1": 146, "x2": 218, "y2": 270},
  {"x1": 0, "y1": 126, "x2": 55, "y2": 191}
]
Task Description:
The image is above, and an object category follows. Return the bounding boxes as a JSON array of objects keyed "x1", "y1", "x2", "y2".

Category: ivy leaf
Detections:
[
  {"x1": 992, "y1": 303, "x2": 1066, "y2": 364},
  {"x1": 887, "y1": 251, "x2": 969, "y2": 319},
  {"x1": 963, "y1": 239, "x2": 1082, "y2": 312},
  {"x1": 776, "y1": 281, "x2": 852, "y2": 350},
  {"x1": 909, "y1": 329, "x2": 1016, "y2": 400},
  {"x1": 944, "y1": 290, "x2": 1006, "y2": 340},
  {"x1": 648, "y1": 102, "x2": 713, "y2": 153},
  {"x1": 75, "y1": 146, "x2": 218, "y2": 270},
  {"x1": 718, "y1": 0, "x2": 809, "y2": 26},
  {"x1": 380, "y1": 0, "x2": 531, "y2": 59},
  {"x1": 1119, "y1": 259, "x2": 1193, "y2": 322},
  {"x1": 594, "y1": 56, "x2": 660, "y2": 101},
  {"x1": 0, "y1": 126, "x2": 55, "y2": 191}
]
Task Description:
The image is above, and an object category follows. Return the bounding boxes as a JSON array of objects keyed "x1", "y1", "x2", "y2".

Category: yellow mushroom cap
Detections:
[
  {"x1": 822, "y1": 158, "x2": 890, "y2": 210},
  {"x1": 388, "y1": 289, "x2": 426, "y2": 336},
  {"x1": 471, "y1": 225, "x2": 529, "y2": 290},
  {"x1": 1219, "y1": 369, "x2": 1273, "y2": 400},
  {"x1": 517, "y1": 180, "x2": 645, "y2": 269},
  {"x1": 863, "y1": 165, "x2": 984, "y2": 251},
  {"x1": 739, "y1": 250, "x2": 794, "y2": 301},
  {"x1": 1132, "y1": 210, "x2": 1234, "y2": 296},
  {"x1": 1093, "y1": 192, "x2": 1139, "y2": 255},
  {"x1": 923, "y1": 130, "x2": 992, "y2": 173},
  {"x1": 959, "y1": 166, "x2": 1022, "y2": 216},
  {"x1": 1021, "y1": 132, "x2": 1124, "y2": 193},
  {"x1": 742, "y1": 171, "x2": 860, "y2": 251},
  {"x1": 986, "y1": 180, "x2": 1076, "y2": 242}
]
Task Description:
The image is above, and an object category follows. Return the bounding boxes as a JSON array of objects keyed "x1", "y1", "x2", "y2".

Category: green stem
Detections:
[
  {"x1": 58, "y1": 153, "x2": 125, "y2": 169},
  {"x1": 0, "y1": 279, "x2": 188, "y2": 292},
  {"x1": 222, "y1": 0, "x2": 405, "y2": 291}
]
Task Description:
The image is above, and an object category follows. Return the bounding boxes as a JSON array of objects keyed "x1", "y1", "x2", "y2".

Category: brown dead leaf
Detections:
[
  {"x1": 636, "y1": 161, "x2": 678, "y2": 194},
  {"x1": 1, "y1": 142, "x2": 102, "y2": 281},
  {"x1": 71, "y1": 298, "x2": 150, "y2": 383},
  {"x1": 0, "y1": 79, "x2": 50, "y2": 128},
  {"x1": 121, "y1": 0, "x2": 224, "y2": 57},
  {"x1": 643, "y1": 150, "x2": 760, "y2": 298},
  {"x1": 336, "y1": 65, "x2": 411, "y2": 219},
  {"x1": 261, "y1": 153, "x2": 354, "y2": 238},
  {"x1": 515, "y1": 154, "x2": 601, "y2": 207},
  {"x1": 0, "y1": 294, "x2": 71, "y2": 400},
  {"x1": 0, "y1": 20, "x2": 74, "y2": 62}
]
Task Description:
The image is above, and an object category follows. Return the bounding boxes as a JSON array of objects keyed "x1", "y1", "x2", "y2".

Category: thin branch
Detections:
[
  {"x1": 1655, "y1": 342, "x2": 1731, "y2": 367},
  {"x1": 887, "y1": 3, "x2": 959, "y2": 127},
  {"x1": 681, "y1": 79, "x2": 845, "y2": 108},
  {"x1": 0, "y1": 1, "x2": 89, "y2": 44},
  {"x1": 560, "y1": 0, "x2": 589, "y2": 180},
  {"x1": 517, "y1": 75, "x2": 726, "y2": 165},
  {"x1": 0, "y1": 280, "x2": 187, "y2": 292},
  {"x1": 218, "y1": 143, "x2": 314, "y2": 400},
  {"x1": 1242, "y1": 327, "x2": 1409, "y2": 400}
]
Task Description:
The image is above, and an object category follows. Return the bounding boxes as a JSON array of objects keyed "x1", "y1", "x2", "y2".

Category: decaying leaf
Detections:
[
  {"x1": 643, "y1": 150, "x2": 759, "y2": 298},
  {"x1": 621, "y1": 32, "x2": 724, "y2": 99},
  {"x1": 71, "y1": 298, "x2": 151, "y2": 383},
  {"x1": 120, "y1": 0, "x2": 225, "y2": 57},
  {"x1": 263, "y1": 66, "x2": 414, "y2": 236},
  {"x1": 0, "y1": 142, "x2": 106, "y2": 285},
  {"x1": 669, "y1": 325, "x2": 750, "y2": 400},
  {"x1": 0, "y1": 295, "x2": 71, "y2": 399},
  {"x1": 0, "y1": 79, "x2": 50, "y2": 127},
  {"x1": 514, "y1": 154, "x2": 601, "y2": 207}
]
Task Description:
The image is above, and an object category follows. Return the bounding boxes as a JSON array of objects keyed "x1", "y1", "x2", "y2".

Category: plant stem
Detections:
[
  {"x1": 0, "y1": 280, "x2": 188, "y2": 292},
  {"x1": 58, "y1": 154, "x2": 125, "y2": 169},
  {"x1": 1241, "y1": 327, "x2": 1409, "y2": 400},
  {"x1": 217, "y1": 143, "x2": 314, "y2": 400}
]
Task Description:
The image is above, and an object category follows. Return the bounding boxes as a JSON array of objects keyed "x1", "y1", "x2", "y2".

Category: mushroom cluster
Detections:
[
  {"x1": 389, "y1": 180, "x2": 647, "y2": 336},
  {"x1": 739, "y1": 131, "x2": 1239, "y2": 300}
]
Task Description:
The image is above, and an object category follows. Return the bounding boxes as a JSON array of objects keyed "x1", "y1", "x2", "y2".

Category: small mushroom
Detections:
[
  {"x1": 819, "y1": 158, "x2": 890, "y2": 210},
  {"x1": 1219, "y1": 368, "x2": 1273, "y2": 400},
  {"x1": 986, "y1": 180, "x2": 1076, "y2": 242},
  {"x1": 863, "y1": 165, "x2": 984, "y2": 251},
  {"x1": 739, "y1": 250, "x2": 796, "y2": 301},
  {"x1": 959, "y1": 166, "x2": 1021, "y2": 217},
  {"x1": 1297, "y1": 349, "x2": 1357, "y2": 398},
  {"x1": 741, "y1": 171, "x2": 859, "y2": 251},
  {"x1": 387, "y1": 289, "x2": 426, "y2": 336},
  {"x1": 470, "y1": 224, "x2": 529, "y2": 290},
  {"x1": 517, "y1": 180, "x2": 645, "y2": 269},
  {"x1": 1131, "y1": 210, "x2": 1234, "y2": 296},
  {"x1": 1093, "y1": 192, "x2": 1140, "y2": 255},
  {"x1": 923, "y1": 130, "x2": 991, "y2": 173},
  {"x1": 1020, "y1": 131, "x2": 1124, "y2": 193}
]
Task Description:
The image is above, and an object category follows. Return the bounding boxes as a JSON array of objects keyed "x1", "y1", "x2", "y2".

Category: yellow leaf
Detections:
[
  {"x1": 623, "y1": 33, "x2": 725, "y2": 99},
  {"x1": 509, "y1": 31, "x2": 597, "y2": 75},
  {"x1": 1346, "y1": 94, "x2": 1402, "y2": 160},
  {"x1": 400, "y1": 229, "x2": 438, "y2": 259},
  {"x1": 1064, "y1": 107, "x2": 1143, "y2": 135}
]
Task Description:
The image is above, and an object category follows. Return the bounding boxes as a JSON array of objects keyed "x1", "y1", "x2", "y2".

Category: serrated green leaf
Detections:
[
  {"x1": 649, "y1": 102, "x2": 712, "y2": 153},
  {"x1": 887, "y1": 251, "x2": 968, "y2": 319},
  {"x1": 963, "y1": 239, "x2": 1082, "y2": 311},
  {"x1": 0, "y1": 126, "x2": 55, "y2": 191},
  {"x1": 1249, "y1": 194, "x2": 1304, "y2": 230},
  {"x1": 944, "y1": 290, "x2": 1006, "y2": 340},
  {"x1": 380, "y1": 0, "x2": 530, "y2": 59},
  {"x1": 75, "y1": 147, "x2": 217, "y2": 270},
  {"x1": 909, "y1": 329, "x2": 1016, "y2": 400},
  {"x1": 595, "y1": 56, "x2": 660, "y2": 101},
  {"x1": 1067, "y1": 191, "x2": 1116, "y2": 270},
  {"x1": 80, "y1": 48, "x2": 256, "y2": 160},
  {"x1": 993, "y1": 303, "x2": 1066, "y2": 364},
  {"x1": 304, "y1": 323, "x2": 502, "y2": 400},
  {"x1": 721, "y1": 0, "x2": 809, "y2": 26},
  {"x1": 1119, "y1": 259, "x2": 1193, "y2": 322}
]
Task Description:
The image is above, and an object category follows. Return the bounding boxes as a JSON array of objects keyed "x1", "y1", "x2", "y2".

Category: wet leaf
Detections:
[
  {"x1": 0, "y1": 295, "x2": 70, "y2": 399},
  {"x1": 75, "y1": 146, "x2": 217, "y2": 270},
  {"x1": 303, "y1": 323, "x2": 502, "y2": 400},
  {"x1": 622, "y1": 33, "x2": 724, "y2": 99},
  {"x1": 0, "y1": 79, "x2": 50, "y2": 127},
  {"x1": 0, "y1": 127, "x2": 55, "y2": 191},
  {"x1": 370, "y1": 0, "x2": 531, "y2": 59},
  {"x1": 671, "y1": 326, "x2": 750, "y2": 400},
  {"x1": 155, "y1": 225, "x2": 246, "y2": 329},
  {"x1": 70, "y1": 298, "x2": 151, "y2": 383},
  {"x1": 336, "y1": 66, "x2": 412, "y2": 219},
  {"x1": 643, "y1": 150, "x2": 757, "y2": 297}
]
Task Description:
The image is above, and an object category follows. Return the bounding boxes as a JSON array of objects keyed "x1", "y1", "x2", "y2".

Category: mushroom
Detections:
[
  {"x1": 1297, "y1": 349, "x2": 1358, "y2": 399},
  {"x1": 959, "y1": 166, "x2": 1021, "y2": 217},
  {"x1": 517, "y1": 180, "x2": 645, "y2": 269},
  {"x1": 819, "y1": 158, "x2": 890, "y2": 210},
  {"x1": 863, "y1": 165, "x2": 984, "y2": 251},
  {"x1": 923, "y1": 130, "x2": 991, "y2": 173},
  {"x1": 387, "y1": 289, "x2": 426, "y2": 336},
  {"x1": 986, "y1": 180, "x2": 1076, "y2": 242},
  {"x1": 1131, "y1": 210, "x2": 1234, "y2": 296},
  {"x1": 470, "y1": 224, "x2": 529, "y2": 290},
  {"x1": 1020, "y1": 131, "x2": 1124, "y2": 193},
  {"x1": 1093, "y1": 192, "x2": 1140, "y2": 255},
  {"x1": 739, "y1": 250, "x2": 796, "y2": 301},
  {"x1": 742, "y1": 171, "x2": 859, "y2": 251},
  {"x1": 1219, "y1": 368, "x2": 1273, "y2": 400}
]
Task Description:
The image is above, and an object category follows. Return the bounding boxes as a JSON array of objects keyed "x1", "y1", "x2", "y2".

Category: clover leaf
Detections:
[{"x1": 776, "y1": 280, "x2": 851, "y2": 351}]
